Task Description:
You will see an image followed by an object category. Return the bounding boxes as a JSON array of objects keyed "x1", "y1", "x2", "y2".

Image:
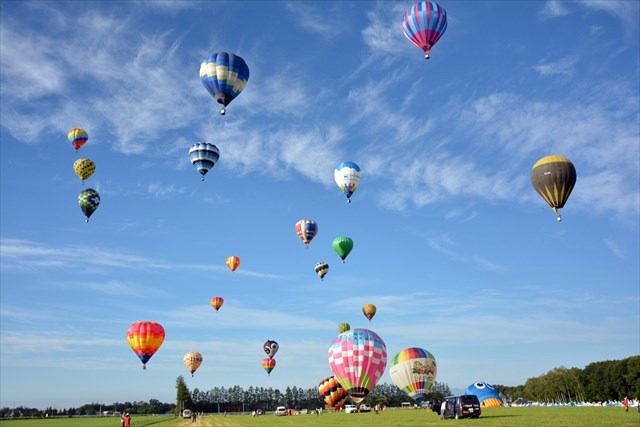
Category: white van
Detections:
[
  {"x1": 182, "y1": 409, "x2": 192, "y2": 418},
  {"x1": 274, "y1": 406, "x2": 287, "y2": 416},
  {"x1": 344, "y1": 404, "x2": 358, "y2": 413}
]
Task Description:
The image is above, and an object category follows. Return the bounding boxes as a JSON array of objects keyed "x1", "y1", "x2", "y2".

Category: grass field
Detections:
[{"x1": 0, "y1": 407, "x2": 638, "y2": 427}]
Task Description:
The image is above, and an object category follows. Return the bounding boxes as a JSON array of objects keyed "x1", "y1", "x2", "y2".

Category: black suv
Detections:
[{"x1": 440, "y1": 395, "x2": 481, "y2": 419}]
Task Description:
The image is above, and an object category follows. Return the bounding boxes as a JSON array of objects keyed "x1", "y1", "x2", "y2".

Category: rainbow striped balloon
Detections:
[
  {"x1": 127, "y1": 321, "x2": 165, "y2": 369},
  {"x1": 389, "y1": 347, "x2": 437, "y2": 403}
]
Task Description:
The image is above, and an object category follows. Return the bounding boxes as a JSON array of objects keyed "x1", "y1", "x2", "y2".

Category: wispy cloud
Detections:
[
  {"x1": 533, "y1": 55, "x2": 579, "y2": 76},
  {"x1": 541, "y1": 0, "x2": 570, "y2": 19},
  {"x1": 424, "y1": 234, "x2": 509, "y2": 273},
  {"x1": 147, "y1": 183, "x2": 185, "y2": 198},
  {"x1": 284, "y1": 2, "x2": 345, "y2": 38},
  {"x1": 603, "y1": 238, "x2": 624, "y2": 258}
]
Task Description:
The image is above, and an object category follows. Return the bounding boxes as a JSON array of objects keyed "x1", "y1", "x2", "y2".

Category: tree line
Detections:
[{"x1": 2, "y1": 355, "x2": 637, "y2": 418}]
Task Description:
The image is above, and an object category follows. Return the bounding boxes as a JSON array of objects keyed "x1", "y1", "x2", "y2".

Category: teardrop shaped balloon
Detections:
[
  {"x1": 337, "y1": 322, "x2": 351, "y2": 334},
  {"x1": 402, "y1": 2, "x2": 448, "y2": 59},
  {"x1": 362, "y1": 304, "x2": 377, "y2": 322},
  {"x1": 334, "y1": 162, "x2": 361, "y2": 204},
  {"x1": 226, "y1": 255, "x2": 240, "y2": 272},
  {"x1": 332, "y1": 236, "x2": 353, "y2": 263},
  {"x1": 200, "y1": 52, "x2": 250, "y2": 115},
  {"x1": 127, "y1": 321, "x2": 165, "y2": 370},
  {"x1": 318, "y1": 376, "x2": 349, "y2": 411},
  {"x1": 295, "y1": 219, "x2": 318, "y2": 248},
  {"x1": 531, "y1": 155, "x2": 577, "y2": 221},
  {"x1": 189, "y1": 142, "x2": 220, "y2": 181},
  {"x1": 73, "y1": 158, "x2": 96, "y2": 183},
  {"x1": 263, "y1": 340, "x2": 279, "y2": 358},
  {"x1": 78, "y1": 188, "x2": 100, "y2": 222},
  {"x1": 389, "y1": 347, "x2": 437, "y2": 403},
  {"x1": 183, "y1": 351, "x2": 203, "y2": 377},
  {"x1": 210, "y1": 296, "x2": 224, "y2": 311},
  {"x1": 314, "y1": 262, "x2": 329, "y2": 281},
  {"x1": 68, "y1": 128, "x2": 88, "y2": 152},
  {"x1": 327, "y1": 328, "x2": 387, "y2": 404},
  {"x1": 262, "y1": 357, "x2": 276, "y2": 375}
]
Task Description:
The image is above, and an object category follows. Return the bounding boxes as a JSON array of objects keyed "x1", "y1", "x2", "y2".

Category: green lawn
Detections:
[{"x1": 0, "y1": 407, "x2": 638, "y2": 427}]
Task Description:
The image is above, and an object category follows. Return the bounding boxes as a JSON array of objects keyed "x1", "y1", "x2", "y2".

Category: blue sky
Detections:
[{"x1": 1, "y1": 0, "x2": 638, "y2": 410}]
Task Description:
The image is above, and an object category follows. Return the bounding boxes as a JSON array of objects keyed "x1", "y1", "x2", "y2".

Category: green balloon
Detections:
[
  {"x1": 332, "y1": 236, "x2": 353, "y2": 263},
  {"x1": 338, "y1": 322, "x2": 351, "y2": 333}
]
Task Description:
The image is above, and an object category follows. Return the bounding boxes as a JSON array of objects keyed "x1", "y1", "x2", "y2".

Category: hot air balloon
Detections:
[
  {"x1": 226, "y1": 255, "x2": 240, "y2": 272},
  {"x1": 327, "y1": 328, "x2": 387, "y2": 404},
  {"x1": 337, "y1": 322, "x2": 351, "y2": 333},
  {"x1": 189, "y1": 142, "x2": 220, "y2": 181},
  {"x1": 295, "y1": 219, "x2": 318, "y2": 248},
  {"x1": 314, "y1": 262, "x2": 329, "y2": 281},
  {"x1": 68, "y1": 128, "x2": 88, "y2": 152},
  {"x1": 263, "y1": 340, "x2": 279, "y2": 358},
  {"x1": 127, "y1": 321, "x2": 165, "y2": 370},
  {"x1": 332, "y1": 236, "x2": 353, "y2": 263},
  {"x1": 389, "y1": 347, "x2": 437, "y2": 403},
  {"x1": 73, "y1": 158, "x2": 96, "y2": 184},
  {"x1": 334, "y1": 162, "x2": 361, "y2": 204},
  {"x1": 200, "y1": 52, "x2": 250, "y2": 116},
  {"x1": 465, "y1": 382, "x2": 504, "y2": 408},
  {"x1": 78, "y1": 188, "x2": 100, "y2": 222},
  {"x1": 210, "y1": 296, "x2": 224, "y2": 311},
  {"x1": 531, "y1": 155, "x2": 577, "y2": 221},
  {"x1": 262, "y1": 357, "x2": 276, "y2": 375},
  {"x1": 362, "y1": 304, "x2": 377, "y2": 322},
  {"x1": 319, "y1": 376, "x2": 349, "y2": 411},
  {"x1": 184, "y1": 352, "x2": 203, "y2": 377},
  {"x1": 402, "y1": 1, "x2": 448, "y2": 60}
]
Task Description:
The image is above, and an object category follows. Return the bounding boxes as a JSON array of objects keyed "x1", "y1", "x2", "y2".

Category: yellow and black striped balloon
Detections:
[
  {"x1": 531, "y1": 155, "x2": 576, "y2": 221},
  {"x1": 73, "y1": 158, "x2": 96, "y2": 183}
]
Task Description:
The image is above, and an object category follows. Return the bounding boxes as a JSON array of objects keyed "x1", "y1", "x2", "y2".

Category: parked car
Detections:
[
  {"x1": 441, "y1": 395, "x2": 481, "y2": 419},
  {"x1": 274, "y1": 406, "x2": 287, "y2": 416},
  {"x1": 299, "y1": 409, "x2": 308, "y2": 414},
  {"x1": 344, "y1": 404, "x2": 358, "y2": 413},
  {"x1": 359, "y1": 404, "x2": 371, "y2": 412}
]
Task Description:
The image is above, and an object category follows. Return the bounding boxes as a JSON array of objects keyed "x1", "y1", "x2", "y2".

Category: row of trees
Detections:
[
  {"x1": 494, "y1": 356, "x2": 640, "y2": 404},
  {"x1": 2, "y1": 356, "x2": 637, "y2": 418}
]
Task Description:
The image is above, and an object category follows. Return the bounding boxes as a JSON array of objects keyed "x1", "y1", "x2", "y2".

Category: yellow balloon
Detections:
[{"x1": 73, "y1": 158, "x2": 96, "y2": 183}]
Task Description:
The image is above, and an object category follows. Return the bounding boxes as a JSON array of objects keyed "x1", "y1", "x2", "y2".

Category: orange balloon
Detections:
[
  {"x1": 127, "y1": 321, "x2": 165, "y2": 369},
  {"x1": 210, "y1": 296, "x2": 224, "y2": 311},
  {"x1": 362, "y1": 304, "x2": 377, "y2": 322},
  {"x1": 226, "y1": 255, "x2": 240, "y2": 272}
]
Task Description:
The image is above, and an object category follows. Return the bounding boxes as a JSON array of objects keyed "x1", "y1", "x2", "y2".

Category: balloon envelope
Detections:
[
  {"x1": 327, "y1": 328, "x2": 387, "y2": 404},
  {"x1": 332, "y1": 236, "x2": 353, "y2": 263},
  {"x1": 402, "y1": 1, "x2": 448, "y2": 59},
  {"x1": 189, "y1": 142, "x2": 220, "y2": 180},
  {"x1": 337, "y1": 322, "x2": 351, "y2": 333},
  {"x1": 314, "y1": 262, "x2": 329, "y2": 280},
  {"x1": 78, "y1": 188, "x2": 100, "y2": 222},
  {"x1": 334, "y1": 162, "x2": 361, "y2": 203},
  {"x1": 318, "y1": 376, "x2": 349, "y2": 410},
  {"x1": 295, "y1": 219, "x2": 318, "y2": 248},
  {"x1": 226, "y1": 256, "x2": 240, "y2": 272},
  {"x1": 200, "y1": 52, "x2": 249, "y2": 115},
  {"x1": 184, "y1": 352, "x2": 203, "y2": 376},
  {"x1": 362, "y1": 304, "x2": 377, "y2": 322},
  {"x1": 531, "y1": 155, "x2": 577, "y2": 220},
  {"x1": 73, "y1": 158, "x2": 96, "y2": 182},
  {"x1": 263, "y1": 340, "x2": 279, "y2": 358},
  {"x1": 262, "y1": 357, "x2": 276, "y2": 375},
  {"x1": 389, "y1": 347, "x2": 437, "y2": 403},
  {"x1": 465, "y1": 382, "x2": 504, "y2": 408},
  {"x1": 210, "y1": 296, "x2": 224, "y2": 311},
  {"x1": 127, "y1": 321, "x2": 165, "y2": 369},
  {"x1": 68, "y1": 128, "x2": 88, "y2": 152}
]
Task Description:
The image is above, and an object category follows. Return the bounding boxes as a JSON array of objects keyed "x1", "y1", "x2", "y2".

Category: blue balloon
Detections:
[
  {"x1": 189, "y1": 142, "x2": 220, "y2": 181},
  {"x1": 199, "y1": 52, "x2": 249, "y2": 115},
  {"x1": 465, "y1": 382, "x2": 504, "y2": 408}
]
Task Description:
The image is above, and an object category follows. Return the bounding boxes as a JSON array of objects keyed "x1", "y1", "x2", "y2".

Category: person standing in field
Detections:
[
  {"x1": 123, "y1": 413, "x2": 131, "y2": 427},
  {"x1": 623, "y1": 396, "x2": 629, "y2": 412}
]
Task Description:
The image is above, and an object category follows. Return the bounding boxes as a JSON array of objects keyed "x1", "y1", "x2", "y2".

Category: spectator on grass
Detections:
[{"x1": 123, "y1": 413, "x2": 131, "y2": 427}]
